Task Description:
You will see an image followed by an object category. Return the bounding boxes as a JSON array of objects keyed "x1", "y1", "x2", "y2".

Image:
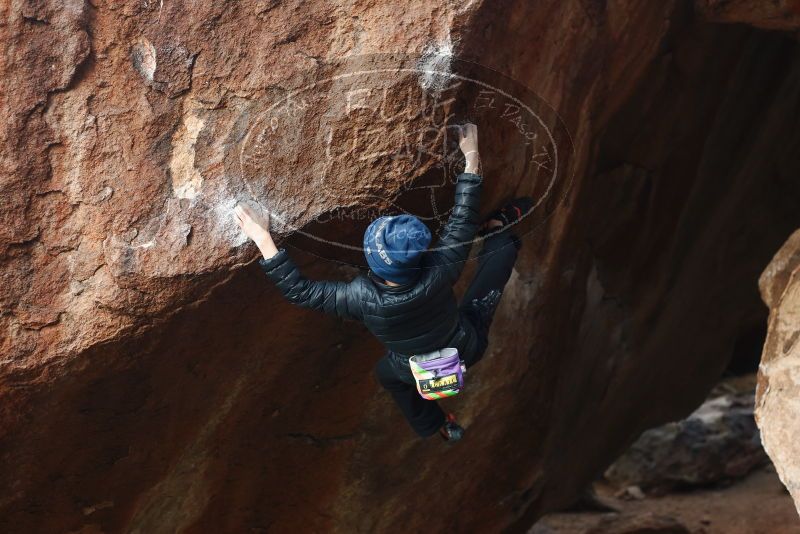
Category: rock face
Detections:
[
  {"x1": 756, "y1": 228, "x2": 800, "y2": 517},
  {"x1": 2, "y1": 1, "x2": 800, "y2": 532},
  {"x1": 605, "y1": 391, "x2": 768, "y2": 494},
  {"x1": 586, "y1": 513, "x2": 691, "y2": 534},
  {"x1": 695, "y1": 0, "x2": 800, "y2": 31}
]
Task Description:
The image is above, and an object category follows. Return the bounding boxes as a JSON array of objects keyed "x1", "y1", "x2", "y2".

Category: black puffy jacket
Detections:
[{"x1": 258, "y1": 172, "x2": 483, "y2": 359}]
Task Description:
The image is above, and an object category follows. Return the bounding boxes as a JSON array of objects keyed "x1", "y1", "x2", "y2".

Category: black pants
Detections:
[{"x1": 374, "y1": 231, "x2": 520, "y2": 437}]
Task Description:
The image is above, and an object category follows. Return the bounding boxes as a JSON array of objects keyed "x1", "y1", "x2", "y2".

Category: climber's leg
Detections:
[
  {"x1": 459, "y1": 229, "x2": 520, "y2": 367},
  {"x1": 460, "y1": 196, "x2": 531, "y2": 309},
  {"x1": 461, "y1": 230, "x2": 519, "y2": 305},
  {"x1": 374, "y1": 353, "x2": 447, "y2": 437}
]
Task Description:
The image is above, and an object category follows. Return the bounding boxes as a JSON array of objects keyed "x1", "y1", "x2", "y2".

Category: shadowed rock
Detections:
[{"x1": 2, "y1": 0, "x2": 800, "y2": 532}]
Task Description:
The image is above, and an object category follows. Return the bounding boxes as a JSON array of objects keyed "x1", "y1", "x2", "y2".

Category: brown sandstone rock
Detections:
[
  {"x1": 587, "y1": 513, "x2": 690, "y2": 534},
  {"x1": 759, "y1": 228, "x2": 800, "y2": 309},
  {"x1": 2, "y1": 0, "x2": 800, "y2": 532},
  {"x1": 695, "y1": 0, "x2": 800, "y2": 31},
  {"x1": 756, "y1": 229, "x2": 800, "y2": 517}
]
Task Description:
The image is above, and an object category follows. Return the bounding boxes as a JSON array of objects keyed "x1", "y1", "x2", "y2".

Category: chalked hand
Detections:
[
  {"x1": 458, "y1": 123, "x2": 480, "y2": 174},
  {"x1": 234, "y1": 202, "x2": 279, "y2": 259},
  {"x1": 458, "y1": 123, "x2": 479, "y2": 155}
]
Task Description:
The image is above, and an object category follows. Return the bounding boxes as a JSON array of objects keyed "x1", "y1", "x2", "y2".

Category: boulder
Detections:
[
  {"x1": 2, "y1": 0, "x2": 800, "y2": 531},
  {"x1": 756, "y1": 228, "x2": 800, "y2": 517},
  {"x1": 605, "y1": 391, "x2": 768, "y2": 493}
]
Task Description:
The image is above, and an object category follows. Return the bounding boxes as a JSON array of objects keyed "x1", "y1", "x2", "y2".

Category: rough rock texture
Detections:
[
  {"x1": 605, "y1": 391, "x2": 767, "y2": 494},
  {"x1": 585, "y1": 513, "x2": 691, "y2": 534},
  {"x1": 2, "y1": 0, "x2": 800, "y2": 532},
  {"x1": 535, "y1": 465, "x2": 800, "y2": 534},
  {"x1": 695, "y1": 0, "x2": 800, "y2": 31},
  {"x1": 756, "y1": 228, "x2": 800, "y2": 517}
]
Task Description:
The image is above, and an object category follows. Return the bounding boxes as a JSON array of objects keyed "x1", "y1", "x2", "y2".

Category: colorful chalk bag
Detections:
[{"x1": 408, "y1": 348, "x2": 466, "y2": 400}]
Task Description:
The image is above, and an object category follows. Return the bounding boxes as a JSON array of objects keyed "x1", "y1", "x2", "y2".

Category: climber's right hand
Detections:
[
  {"x1": 458, "y1": 123, "x2": 479, "y2": 156},
  {"x1": 458, "y1": 123, "x2": 480, "y2": 174}
]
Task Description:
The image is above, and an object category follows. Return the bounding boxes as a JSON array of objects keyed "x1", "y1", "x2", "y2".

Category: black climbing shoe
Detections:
[
  {"x1": 479, "y1": 197, "x2": 534, "y2": 236},
  {"x1": 470, "y1": 289, "x2": 503, "y2": 330},
  {"x1": 439, "y1": 413, "x2": 465, "y2": 443}
]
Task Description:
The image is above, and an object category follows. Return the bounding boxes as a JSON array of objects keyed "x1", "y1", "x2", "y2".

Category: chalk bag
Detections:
[{"x1": 409, "y1": 348, "x2": 466, "y2": 400}]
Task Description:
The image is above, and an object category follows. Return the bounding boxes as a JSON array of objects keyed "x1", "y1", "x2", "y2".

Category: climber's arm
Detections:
[
  {"x1": 257, "y1": 250, "x2": 364, "y2": 320},
  {"x1": 427, "y1": 124, "x2": 483, "y2": 284},
  {"x1": 233, "y1": 203, "x2": 363, "y2": 320}
]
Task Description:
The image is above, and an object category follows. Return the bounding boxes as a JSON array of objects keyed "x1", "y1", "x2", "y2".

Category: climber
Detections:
[{"x1": 233, "y1": 123, "x2": 531, "y2": 442}]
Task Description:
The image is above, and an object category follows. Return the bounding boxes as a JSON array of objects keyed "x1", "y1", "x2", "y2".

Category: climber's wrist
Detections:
[
  {"x1": 256, "y1": 233, "x2": 280, "y2": 260},
  {"x1": 464, "y1": 151, "x2": 481, "y2": 174}
]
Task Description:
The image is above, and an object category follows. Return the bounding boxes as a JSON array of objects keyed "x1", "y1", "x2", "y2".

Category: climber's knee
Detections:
[{"x1": 482, "y1": 231, "x2": 520, "y2": 258}]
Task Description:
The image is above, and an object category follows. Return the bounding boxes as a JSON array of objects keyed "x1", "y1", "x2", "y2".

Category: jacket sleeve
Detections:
[
  {"x1": 427, "y1": 171, "x2": 483, "y2": 284},
  {"x1": 258, "y1": 249, "x2": 364, "y2": 321}
]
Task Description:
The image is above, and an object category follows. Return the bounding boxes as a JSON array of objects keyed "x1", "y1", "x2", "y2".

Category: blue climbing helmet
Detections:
[{"x1": 363, "y1": 215, "x2": 431, "y2": 284}]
